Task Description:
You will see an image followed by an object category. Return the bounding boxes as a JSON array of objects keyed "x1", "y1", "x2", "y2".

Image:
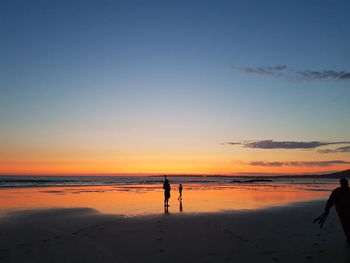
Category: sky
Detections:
[{"x1": 1, "y1": 0, "x2": 350, "y2": 175}]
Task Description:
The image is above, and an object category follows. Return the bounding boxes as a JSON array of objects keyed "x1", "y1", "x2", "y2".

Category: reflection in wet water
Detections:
[{"x1": 0, "y1": 182, "x2": 336, "y2": 216}]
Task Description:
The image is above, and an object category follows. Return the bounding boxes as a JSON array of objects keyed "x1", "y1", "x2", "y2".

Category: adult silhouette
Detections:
[
  {"x1": 163, "y1": 175, "x2": 171, "y2": 207},
  {"x1": 325, "y1": 178, "x2": 350, "y2": 243}
]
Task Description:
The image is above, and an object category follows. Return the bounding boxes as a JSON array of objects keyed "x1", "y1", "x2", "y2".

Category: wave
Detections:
[{"x1": 0, "y1": 175, "x2": 338, "y2": 189}]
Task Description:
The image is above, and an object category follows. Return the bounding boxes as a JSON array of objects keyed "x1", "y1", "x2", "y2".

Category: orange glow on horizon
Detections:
[
  {"x1": 2, "y1": 132, "x2": 350, "y2": 175},
  {"x1": 0, "y1": 159, "x2": 348, "y2": 176}
]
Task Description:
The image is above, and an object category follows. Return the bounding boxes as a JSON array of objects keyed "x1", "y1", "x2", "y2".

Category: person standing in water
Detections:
[
  {"x1": 325, "y1": 178, "x2": 350, "y2": 244},
  {"x1": 178, "y1": 184, "x2": 183, "y2": 200},
  {"x1": 163, "y1": 175, "x2": 171, "y2": 207}
]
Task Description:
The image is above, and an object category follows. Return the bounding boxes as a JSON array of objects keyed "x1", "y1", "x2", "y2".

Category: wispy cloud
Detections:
[
  {"x1": 296, "y1": 70, "x2": 350, "y2": 81},
  {"x1": 318, "y1": 146, "x2": 350, "y2": 154},
  {"x1": 232, "y1": 65, "x2": 287, "y2": 78},
  {"x1": 226, "y1": 140, "x2": 350, "y2": 149},
  {"x1": 244, "y1": 160, "x2": 350, "y2": 167},
  {"x1": 231, "y1": 65, "x2": 350, "y2": 81}
]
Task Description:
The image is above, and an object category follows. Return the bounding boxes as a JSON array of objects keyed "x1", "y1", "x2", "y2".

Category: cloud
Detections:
[
  {"x1": 226, "y1": 140, "x2": 350, "y2": 149},
  {"x1": 231, "y1": 65, "x2": 350, "y2": 81},
  {"x1": 232, "y1": 65, "x2": 287, "y2": 78},
  {"x1": 296, "y1": 70, "x2": 350, "y2": 81},
  {"x1": 224, "y1": 142, "x2": 241, "y2": 146},
  {"x1": 269, "y1": 65, "x2": 288, "y2": 71},
  {"x1": 318, "y1": 146, "x2": 350, "y2": 154},
  {"x1": 245, "y1": 160, "x2": 350, "y2": 167}
]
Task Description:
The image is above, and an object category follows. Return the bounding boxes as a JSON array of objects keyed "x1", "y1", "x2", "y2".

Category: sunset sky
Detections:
[{"x1": 1, "y1": 0, "x2": 350, "y2": 175}]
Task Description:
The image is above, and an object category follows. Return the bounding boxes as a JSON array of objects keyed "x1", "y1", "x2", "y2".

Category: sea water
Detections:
[{"x1": 0, "y1": 176, "x2": 339, "y2": 216}]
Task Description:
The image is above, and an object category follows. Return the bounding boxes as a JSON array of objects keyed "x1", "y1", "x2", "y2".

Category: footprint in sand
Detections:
[
  {"x1": 224, "y1": 228, "x2": 232, "y2": 234},
  {"x1": 0, "y1": 248, "x2": 10, "y2": 260},
  {"x1": 19, "y1": 243, "x2": 29, "y2": 247}
]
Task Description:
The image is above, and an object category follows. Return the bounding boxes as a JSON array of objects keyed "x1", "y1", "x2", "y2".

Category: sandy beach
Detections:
[{"x1": 0, "y1": 200, "x2": 348, "y2": 263}]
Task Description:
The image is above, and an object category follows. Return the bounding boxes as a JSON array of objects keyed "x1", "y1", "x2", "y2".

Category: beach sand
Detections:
[{"x1": 0, "y1": 201, "x2": 348, "y2": 263}]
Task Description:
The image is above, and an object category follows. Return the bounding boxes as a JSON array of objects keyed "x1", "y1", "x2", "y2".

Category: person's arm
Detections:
[{"x1": 325, "y1": 190, "x2": 336, "y2": 214}]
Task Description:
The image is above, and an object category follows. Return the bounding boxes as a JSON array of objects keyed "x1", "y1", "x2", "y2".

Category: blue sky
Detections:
[{"x1": 1, "y1": 0, "x2": 350, "y2": 174}]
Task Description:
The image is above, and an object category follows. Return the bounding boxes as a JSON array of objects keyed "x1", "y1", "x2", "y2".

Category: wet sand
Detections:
[
  {"x1": 0, "y1": 184, "x2": 332, "y2": 215},
  {"x1": 0, "y1": 201, "x2": 348, "y2": 263}
]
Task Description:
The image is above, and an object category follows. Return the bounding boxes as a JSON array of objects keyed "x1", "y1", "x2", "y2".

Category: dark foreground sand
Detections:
[{"x1": 0, "y1": 201, "x2": 348, "y2": 263}]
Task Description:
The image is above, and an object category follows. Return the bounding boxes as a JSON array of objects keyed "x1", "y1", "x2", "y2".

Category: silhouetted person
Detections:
[
  {"x1": 178, "y1": 184, "x2": 183, "y2": 200},
  {"x1": 163, "y1": 175, "x2": 171, "y2": 207},
  {"x1": 325, "y1": 178, "x2": 350, "y2": 243}
]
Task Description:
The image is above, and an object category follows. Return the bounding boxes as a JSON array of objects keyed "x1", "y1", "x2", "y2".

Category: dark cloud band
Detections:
[
  {"x1": 226, "y1": 140, "x2": 350, "y2": 149},
  {"x1": 231, "y1": 65, "x2": 350, "y2": 81},
  {"x1": 246, "y1": 160, "x2": 350, "y2": 167},
  {"x1": 318, "y1": 146, "x2": 350, "y2": 154}
]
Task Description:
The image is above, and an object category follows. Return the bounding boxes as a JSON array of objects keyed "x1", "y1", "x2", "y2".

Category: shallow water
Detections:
[{"x1": 0, "y1": 180, "x2": 338, "y2": 216}]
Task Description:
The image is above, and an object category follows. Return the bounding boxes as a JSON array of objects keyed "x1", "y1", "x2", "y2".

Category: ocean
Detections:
[
  {"x1": 0, "y1": 175, "x2": 339, "y2": 190},
  {"x1": 0, "y1": 175, "x2": 340, "y2": 216}
]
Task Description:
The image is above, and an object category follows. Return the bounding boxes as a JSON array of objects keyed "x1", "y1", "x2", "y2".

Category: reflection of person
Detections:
[
  {"x1": 325, "y1": 178, "x2": 350, "y2": 244},
  {"x1": 164, "y1": 204, "x2": 169, "y2": 214},
  {"x1": 178, "y1": 184, "x2": 183, "y2": 200},
  {"x1": 163, "y1": 175, "x2": 171, "y2": 207},
  {"x1": 179, "y1": 200, "x2": 183, "y2": 212}
]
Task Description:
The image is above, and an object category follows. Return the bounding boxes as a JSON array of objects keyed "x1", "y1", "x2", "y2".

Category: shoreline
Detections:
[
  {"x1": 0, "y1": 184, "x2": 332, "y2": 216},
  {"x1": 0, "y1": 200, "x2": 349, "y2": 262},
  {"x1": 0, "y1": 175, "x2": 341, "y2": 190}
]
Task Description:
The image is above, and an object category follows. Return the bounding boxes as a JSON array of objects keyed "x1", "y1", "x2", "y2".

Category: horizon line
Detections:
[{"x1": 0, "y1": 170, "x2": 344, "y2": 177}]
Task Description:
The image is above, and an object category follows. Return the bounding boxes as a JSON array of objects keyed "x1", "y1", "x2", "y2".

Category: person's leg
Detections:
[{"x1": 338, "y1": 212, "x2": 350, "y2": 242}]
